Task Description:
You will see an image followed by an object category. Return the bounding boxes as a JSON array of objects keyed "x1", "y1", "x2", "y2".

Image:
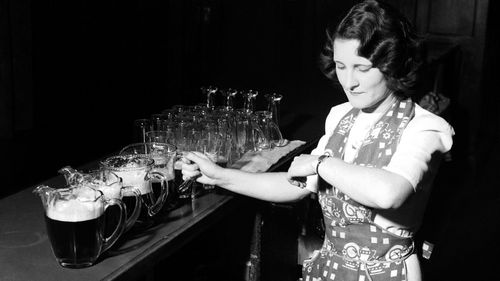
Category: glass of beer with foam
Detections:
[
  {"x1": 100, "y1": 154, "x2": 168, "y2": 229},
  {"x1": 58, "y1": 166, "x2": 142, "y2": 233},
  {"x1": 33, "y1": 184, "x2": 127, "y2": 268}
]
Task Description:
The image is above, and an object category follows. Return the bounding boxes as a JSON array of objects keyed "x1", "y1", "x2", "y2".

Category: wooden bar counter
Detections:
[{"x1": 0, "y1": 140, "x2": 316, "y2": 281}]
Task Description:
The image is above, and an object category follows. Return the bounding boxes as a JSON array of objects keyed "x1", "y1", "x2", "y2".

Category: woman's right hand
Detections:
[{"x1": 181, "y1": 151, "x2": 221, "y2": 186}]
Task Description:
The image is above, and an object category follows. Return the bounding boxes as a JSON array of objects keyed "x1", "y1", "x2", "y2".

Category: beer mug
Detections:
[
  {"x1": 100, "y1": 154, "x2": 168, "y2": 227},
  {"x1": 119, "y1": 142, "x2": 176, "y2": 211},
  {"x1": 58, "y1": 166, "x2": 142, "y2": 232},
  {"x1": 33, "y1": 184, "x2": 127, "y2": 268}
]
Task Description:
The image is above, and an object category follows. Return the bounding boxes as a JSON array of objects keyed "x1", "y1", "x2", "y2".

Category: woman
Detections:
[{"x1": 182, "y1": 0, "x2": 454, "y2": 280}]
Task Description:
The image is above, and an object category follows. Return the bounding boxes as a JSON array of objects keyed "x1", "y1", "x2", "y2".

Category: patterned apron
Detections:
[{"x1": 302, "y1": 98, "x2": 416, "y2": 281}]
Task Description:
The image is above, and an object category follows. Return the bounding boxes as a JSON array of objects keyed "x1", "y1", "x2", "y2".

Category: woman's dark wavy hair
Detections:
[{"x1": 320, "y1": 0, "x2": 421, "y2": 97}]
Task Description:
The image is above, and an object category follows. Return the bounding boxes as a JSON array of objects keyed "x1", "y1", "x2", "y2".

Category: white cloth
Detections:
[
  {"x1": 230, "y1": 140, "x2": 306, "y2": 173},
  {"x1": 306, "y1": 102, "x2": 454, "y2": 236}
]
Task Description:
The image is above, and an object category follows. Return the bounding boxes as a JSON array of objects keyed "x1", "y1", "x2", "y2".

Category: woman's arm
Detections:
[
  {"x1": 318, "y1": 156, "x2": 413, "y2": 209},
  {"x1": 286, "y1": 111, "x2": 454, "y2": 210},
  {"x1": 286, "y1": 154, "x2": 413, "y2": 209},
  {"x1": 182, "y1": 151, "x2": 311, "y2": 203}
]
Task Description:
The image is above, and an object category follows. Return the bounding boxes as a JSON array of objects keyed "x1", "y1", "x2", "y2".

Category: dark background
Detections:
[
  {"x1": 1, "y1": 0, "x2": 500, "y2": 280},
  {"x1": 1, "y1": 0, "x2": 353, "y2": 195}
]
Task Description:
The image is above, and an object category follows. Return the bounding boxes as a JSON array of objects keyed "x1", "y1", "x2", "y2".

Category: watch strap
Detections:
[{"x1": 316, "y1": 154, "x2": 329, "y2": 175}]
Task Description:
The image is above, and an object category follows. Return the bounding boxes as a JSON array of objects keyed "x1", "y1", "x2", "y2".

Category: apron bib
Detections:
[{"x1": 303, "y1": 99, "x2": 415, "y2": 281}]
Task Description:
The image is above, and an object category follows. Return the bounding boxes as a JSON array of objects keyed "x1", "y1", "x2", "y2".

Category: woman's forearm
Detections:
[
  {"x1": 317, "y1": 156, "x2": 413, "y2": 209},
  {"x1": 215, "y1": 169, "x2": 311, "y2": 203}
]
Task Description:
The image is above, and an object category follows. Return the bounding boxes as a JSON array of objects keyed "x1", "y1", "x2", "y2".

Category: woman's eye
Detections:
[
  {"x1": 357, "y1": 66, "x2": 371, "y2": 72},
  {"x1": 335, "y1": 64, "x2": 345, "y2": 70}
]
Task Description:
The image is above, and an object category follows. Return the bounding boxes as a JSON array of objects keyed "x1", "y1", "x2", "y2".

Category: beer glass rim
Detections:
[
  {"x1": 120, "y1": 142, "x2": 177, "y2": 153},
  {"x1": 53, "y1": 186, "x2": 104, "y2": 203},
  {"x1": 100, "y1": 154, "x2": 155, "y2": 172},
  {"x1": 77, "y1": 169, "x2": 122, "y2": 187}
]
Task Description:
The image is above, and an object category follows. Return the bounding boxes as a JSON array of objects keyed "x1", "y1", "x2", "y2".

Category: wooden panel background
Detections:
[{"x1": 428, "y1": 0, "x2": 476, "y2": 36}]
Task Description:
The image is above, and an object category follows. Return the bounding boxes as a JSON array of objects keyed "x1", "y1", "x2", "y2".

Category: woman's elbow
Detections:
[
  {"x1": 375, "y1": 183, "x2": 413, "y2": 209},
  {"x1": 376, "y1": 195, "x2": 405, "y2": 209}
]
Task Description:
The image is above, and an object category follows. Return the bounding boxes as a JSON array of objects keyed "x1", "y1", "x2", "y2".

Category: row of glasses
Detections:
[
  {"x1": 34, "y1": 86, "x2": 287, "y2": 269},
  {"x1": 35, "y1": 142, "x2": 177, "y2": 269},
  {"x1": 131, "y1": 87, "x2": 287, "y2": 197}
]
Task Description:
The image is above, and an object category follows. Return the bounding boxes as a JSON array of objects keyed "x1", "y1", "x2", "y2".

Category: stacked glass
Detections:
[{"x1": 132, "y1": 86, "x2": 287, "y2": 202}]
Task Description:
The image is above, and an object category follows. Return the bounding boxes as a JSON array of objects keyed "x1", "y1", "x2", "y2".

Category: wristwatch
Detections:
[{"x1": 315, "y1": 154, "x2": 329, "y2": 175}]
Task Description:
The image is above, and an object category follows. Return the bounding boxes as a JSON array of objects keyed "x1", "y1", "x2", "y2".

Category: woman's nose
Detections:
[{"x1": 345, "y1": 71, "x2": 359, "y2": 91}]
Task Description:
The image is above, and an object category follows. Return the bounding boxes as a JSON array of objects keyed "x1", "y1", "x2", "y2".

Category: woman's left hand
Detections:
[{"x1": 286, "y1": 154, "x2": 318, "y2": 187}]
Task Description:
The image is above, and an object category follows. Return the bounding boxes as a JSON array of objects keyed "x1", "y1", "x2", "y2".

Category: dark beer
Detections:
[
  {"x1": 152, "y1": 179, "x2": 176, "y2": 218},
  {"x1": 122, "y1": 193, "x2": 151, "y2": 224},
  {"x1": 216, "y1": 157, "x2": 228, "y2": 168},
  {"x1": 45, "y1": 214, "x2": 104, "y2": 268},
  {"x1": 114, "y1": 167, "x2": 154, "y2": 225},
  {"x1": 174, "y1": 168, "x2": 183, "y2": 187}
]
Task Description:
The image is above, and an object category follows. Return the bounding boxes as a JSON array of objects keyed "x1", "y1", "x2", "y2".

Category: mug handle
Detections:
[
  {"x1": 145, "y1": 171, "x2": 168, "y2": 216},
  {"x1": 101, "y1": 198, "x2": 127, "y2": 253},
  {"x1": 121, "y1": 186, "x2": 142, "y2": 232}
]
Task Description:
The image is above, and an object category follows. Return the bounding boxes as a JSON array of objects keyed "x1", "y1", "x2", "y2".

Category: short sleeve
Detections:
[{"x1": 383, "y1": 107, "x2": 454, "y2": 190}]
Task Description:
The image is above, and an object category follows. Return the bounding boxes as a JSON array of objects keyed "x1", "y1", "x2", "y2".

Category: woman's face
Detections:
[{"x1": 333, "y1": 38, "x2": 394, "y2": 113}]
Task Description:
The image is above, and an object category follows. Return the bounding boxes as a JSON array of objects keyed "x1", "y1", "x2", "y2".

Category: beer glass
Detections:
[
  {"x1": 58, "y1": 166, "x2": 141, "y2": 233},
  {"x1": 33, "y1": 184, "x2": 127, "y2": 268},
  {"x1": 100, "y1": 155, "x2": 168, "y2": 227},
  {"x1": 119, "y1": 142, "x2": 177, "y2": 211}
]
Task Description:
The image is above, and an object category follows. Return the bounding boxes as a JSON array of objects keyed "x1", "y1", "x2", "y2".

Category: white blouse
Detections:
[{"x1": 306, "y1": 102, "x2": 454, "y2": 237}]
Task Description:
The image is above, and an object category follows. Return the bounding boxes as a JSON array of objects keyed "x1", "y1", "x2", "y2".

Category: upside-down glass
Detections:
[
  {"x1": 199, "y1": 121, "x2": 221, "y2": 191},
  {"x1": 145, "y1": 130, "x2": 175, "y2": 145},
  {"x1": 151, "y1": 113, "x2": 169, "y2": 131},
  {"x1": 100, "y1": 155, "x2": 168, "y2": 228},
  {"x1": 242, "y1": 89, "x2": 259, "y2": 114},
  {"x1": 33, "y1": 184, "x2": 127, "y2": 268},
  {"x1": 235, "y1": 110, "x2": 266, "y2": 155},
  {"x1": 133, "y1": 118, "x2": 151, "y2": 143},
  {"x1": 253, "y1": 110, "x2": 286, "y2": 149},
  {"x1": 201, "y1": 85, "x2": 218, "y2": 110},
  {"x1": 58, "y1": 166, "x2": 141, "y2": 233}
]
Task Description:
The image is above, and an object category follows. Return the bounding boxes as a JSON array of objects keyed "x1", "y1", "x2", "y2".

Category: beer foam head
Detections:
[
  {"x1": 166, "y1": 158, "x2": 174, "y2": 180},
  {"x1": 46, "y1": 187, "x2": 103, "y2": 222},
  {"x1": 96, "y1": 182, "x2": 122, "y2": 199},
  {"x1": 174, "y1": 159, "x2": 183, "y2": 170},
  {"x1": 114, "y1": 169, "x2": 151, "y2": 195},
  {"x1": 151, "y1": 154, "x2": 175, "y2": 180},
  {"x1": 152, "y1": 154, "x2": 167, "y2": 165},
  {"x1": 94, "y1": 171, "x2": 122, "y2": 199},
  {"x1": 165, "y1": 171, "x2": 174, "y2": 181},
  {"x1": 102, "y1": 155, "x2": 152, "y2": 169}
]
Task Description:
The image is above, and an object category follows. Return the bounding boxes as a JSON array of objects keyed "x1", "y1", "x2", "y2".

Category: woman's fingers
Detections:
[{"x1": 183, "y1": 151, "x2": 209, "y2": 163}]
